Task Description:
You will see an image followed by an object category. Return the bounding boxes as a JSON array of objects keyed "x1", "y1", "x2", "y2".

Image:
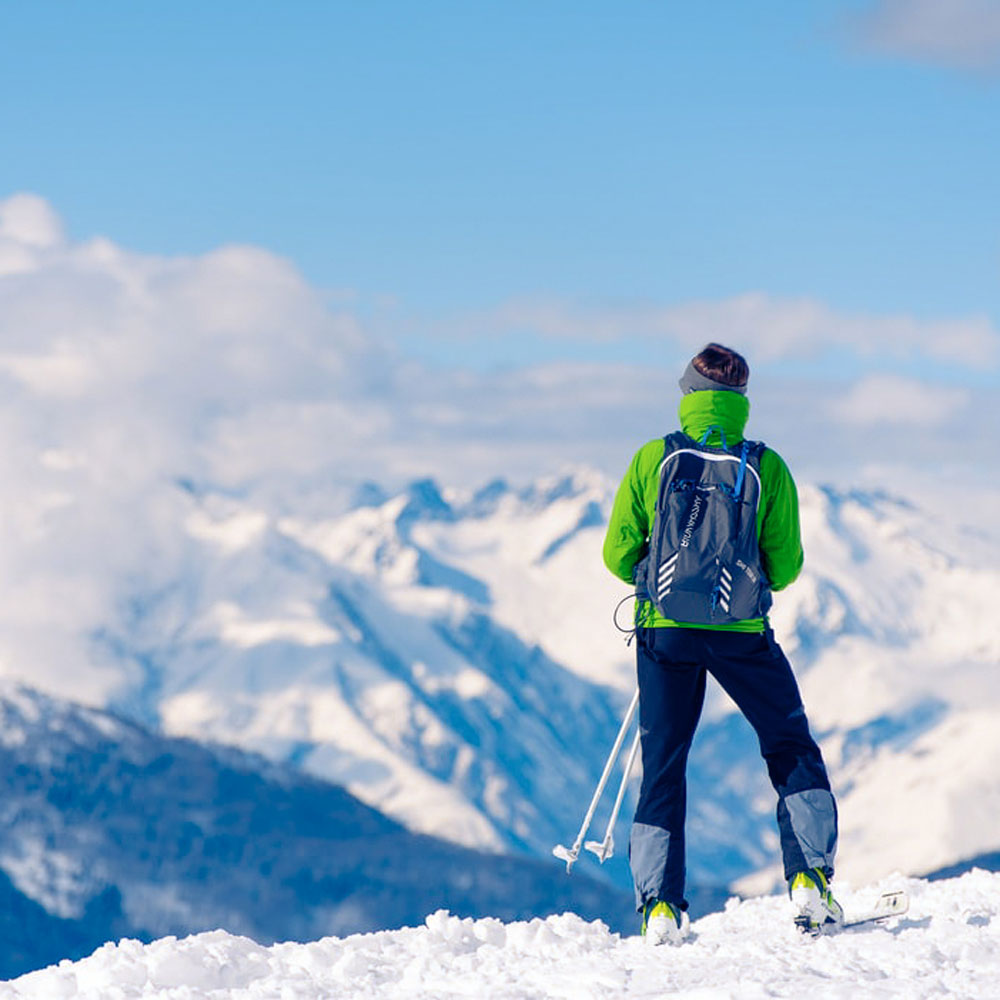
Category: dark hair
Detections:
[{"x1": 692, "y1": 343, "x2": 749, "y2": 387}]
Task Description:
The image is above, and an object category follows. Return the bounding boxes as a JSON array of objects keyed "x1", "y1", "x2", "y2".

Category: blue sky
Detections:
[
  {"x1": 0, "y1": 1, "x2": 997, "y2": 692},
  {"x1": 0, "y1": 0, "x2": 998, "y2": 511},
  {"x1": 1, "y1": 0, "x2": 997, "y2": 375}
]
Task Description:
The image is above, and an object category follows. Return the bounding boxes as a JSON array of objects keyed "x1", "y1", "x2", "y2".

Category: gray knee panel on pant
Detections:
[
  {"x1": 784, "y1": 788, "x2": 837, "y2": 871},
  {"x1": 630, "y1": 821, "x2": 672, "y2": 909}
]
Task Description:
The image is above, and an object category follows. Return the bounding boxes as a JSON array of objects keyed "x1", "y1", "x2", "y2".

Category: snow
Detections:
[
  {"x1": 201, "y1": 600, "x2": 341, "y2": 648},
  {"x1": 409, "y1": 477, "x2": 632, "y2": 691},
  {"x1": 129, "y1": 480, "x2": 632, "y2": 863},
  {"x1": 5, "y1": 872, "x2": 1000, "y2": 999}
]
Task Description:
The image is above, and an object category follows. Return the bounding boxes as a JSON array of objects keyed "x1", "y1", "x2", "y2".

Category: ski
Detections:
[
  {"x1": 842, "y1": 889, "x2": 909, "y2": 928},
  {"x1": 796, "y1": 890, "x2": 909, "y2": 936}
]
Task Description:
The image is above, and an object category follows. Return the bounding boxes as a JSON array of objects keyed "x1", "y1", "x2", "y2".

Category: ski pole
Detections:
[
  {"x1": 552, "y1": 687, "x2": 640, "y2": 873},
  {"x1": 585, "y1": 726, "x2": 641, "y2": 863}
]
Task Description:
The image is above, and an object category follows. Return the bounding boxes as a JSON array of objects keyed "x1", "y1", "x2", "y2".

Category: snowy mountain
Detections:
[
  {"x1": 1, "y1": 467, "x2": 997, "y2": 902},
  {"x1": 0, "y1": 683, "x2": 634, "y2": 979},
  {"x1": 5, "y1": 870, "x2": 999, "y2": 999},
  {"x1": 105, "y1": 473, "x2": 631, "y2": 869},
  {"x1": 168, "y1": 474, "x2": 1000, "y2": 890},
  {"x1": 759, "y1": 485, "x2": 1000, "y2": 888}
]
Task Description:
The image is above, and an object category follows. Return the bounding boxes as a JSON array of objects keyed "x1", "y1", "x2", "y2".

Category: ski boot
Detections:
[
  {"x1": 641, "y1": 899, "x2": 689, "y2": 946},
  {"x1": 789, "y1": 867, "x2": 843, "y2": 933}
]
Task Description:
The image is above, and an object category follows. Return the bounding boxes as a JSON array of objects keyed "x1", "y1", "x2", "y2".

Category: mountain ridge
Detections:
[
  {"x1": 2, "y1": 468, "x2": 997, "y2": 897},
  {"x1": 0, "y1": 681, "x2": 636, "y2": 978}
]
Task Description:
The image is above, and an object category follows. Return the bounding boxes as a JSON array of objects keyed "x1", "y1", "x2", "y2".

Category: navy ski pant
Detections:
[{"x1": 629, "y1": 626, "x2": 837, "y2": 911}]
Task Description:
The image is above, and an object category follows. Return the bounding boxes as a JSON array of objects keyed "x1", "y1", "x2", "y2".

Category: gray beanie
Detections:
[{"x1": 678, "y1": 359, "x2": 747, "y2": 395}]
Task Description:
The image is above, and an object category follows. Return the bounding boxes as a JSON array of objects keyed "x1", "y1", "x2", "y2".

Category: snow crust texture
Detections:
[{"x1": 5, "y1": 872, "x2": 999, "y2": 1000}]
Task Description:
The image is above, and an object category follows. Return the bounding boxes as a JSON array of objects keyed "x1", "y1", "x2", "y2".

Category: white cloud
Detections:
[
  {"x1": 0, "y1": 192, "x2": 64, "y2": 252},
  {"x1": 0, "y1": 208, "x2": 375, "y2": 457},
  {"x1": 828, "y1": 374, "x2": 971, "y2": 426},
  {"x1": 0, "y1": 194, "x2": 384, "y2": 701},
  {"x1": 852, "y1": 0, "x2": 1000, "y2": 72},
  {"x1": 0, "y1": 193, "x2": 995, "y2": 703},
  {"x1": 468, "y1": 292, "x2": 1000, "y2": 370},
  {"x1": 0, "y1": 193, "x2": 66, "y2": 276}
]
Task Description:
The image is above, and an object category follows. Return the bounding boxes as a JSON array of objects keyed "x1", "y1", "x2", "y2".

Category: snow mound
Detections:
[{"x1": 6, "y1": 872, "x2": 1000, "y2": 999}]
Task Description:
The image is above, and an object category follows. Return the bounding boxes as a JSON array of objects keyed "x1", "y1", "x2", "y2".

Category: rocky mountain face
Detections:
[{"x1": 0, "y1": 683, "x2": 635, "y2": 979}]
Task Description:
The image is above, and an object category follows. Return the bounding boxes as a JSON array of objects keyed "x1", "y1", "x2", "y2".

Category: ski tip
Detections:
[
  {"x1": 874, "y1": 889, "x2": 910, "y2": 917},
  {"x1": 833, "y1": 890, "x2": 911, "y2": 931}
]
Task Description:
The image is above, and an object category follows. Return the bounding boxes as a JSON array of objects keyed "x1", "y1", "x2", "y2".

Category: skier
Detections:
[{"x1": 602, "y1": 343, "x2": 841, "y2": 945}]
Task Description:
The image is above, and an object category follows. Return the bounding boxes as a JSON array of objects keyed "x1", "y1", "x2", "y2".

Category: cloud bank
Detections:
[
  {"x1": 0, "y1": 194, "x2": 386, "y2": 700},
  {"x1": 829, "y1": 374, "x2": 970, "y2": 426},
  {"x1": 470, "y1": 292, "x2": 999, "y2": 369},
  {"x1": 0, "y1": 193, "x2": 994, "y2": 702},
  {"x1": 852, "y1": 0, "x2": 1000, "y2": 72}
]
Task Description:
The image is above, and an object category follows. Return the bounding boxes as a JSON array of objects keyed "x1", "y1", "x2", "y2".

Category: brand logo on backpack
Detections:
[
  {"x1": 679, "y1": 494, "x2": 703, "y2": 548},
  {"x1": 637, "y1": 429, "x2": 772, "y2": 625}
]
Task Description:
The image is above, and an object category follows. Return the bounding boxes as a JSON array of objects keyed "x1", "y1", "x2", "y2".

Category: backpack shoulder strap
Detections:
[
  {"x1": 658, "y1": 431, "x2": 700, "y2": 482},
  {"x1": 660, "y1": 430, "x2": 697, "y2": 461}
]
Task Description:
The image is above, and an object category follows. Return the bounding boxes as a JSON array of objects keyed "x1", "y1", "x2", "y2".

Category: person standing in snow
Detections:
[{"x1": 602, "y1": 343, "x2": 840, "y2": 945}]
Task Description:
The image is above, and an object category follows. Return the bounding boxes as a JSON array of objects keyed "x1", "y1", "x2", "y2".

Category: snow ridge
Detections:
[{"x1": 6, "y1": 871, "x2": 1000, "y2": 999}]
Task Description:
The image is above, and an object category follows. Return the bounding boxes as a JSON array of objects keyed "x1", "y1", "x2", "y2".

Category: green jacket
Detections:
[{"x1": 602, "y1": 390, "x2": 803, "y2": 632}]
